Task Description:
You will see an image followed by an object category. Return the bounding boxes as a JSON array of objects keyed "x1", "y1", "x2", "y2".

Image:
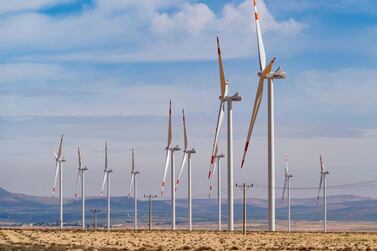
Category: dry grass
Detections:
[{"x1": 1, "y1": 228, "x2": 377, "y2": 250}]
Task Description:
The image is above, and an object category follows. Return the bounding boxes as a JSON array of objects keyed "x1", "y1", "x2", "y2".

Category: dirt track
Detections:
[{"x1": 1, "y1": 228, "x2": 377, "y2": 250}]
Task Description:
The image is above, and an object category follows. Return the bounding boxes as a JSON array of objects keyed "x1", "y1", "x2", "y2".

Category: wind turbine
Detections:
[
  {"x1": 281, "y1": 155, "x2": 293, "y2": 232},
  {"x1": 160, "y1": 100, "x2": 180, "y2": 230},
  {"x1": 74, "y1": 147, "x2": 88, "y2": 230},
  {"x1": 51, "y1": 134, "x2": 65, "y2": 229},
  {"x1": 317, "y1": 154, "x2": 329, "y2": 233},
  {"x1": 101, "y1": 142, "x2": 113, "y2": 230},
  {"x1": 240, "y1": 0, "x2": 286, "y2": 231},
  {"x1": 128, "y1": 148, "x2": 140, "y2": 230},
  {"x1": 176, "y1": 109, "x2": 196, "y2": 231},
  {"x1": 209, "y1": 37, "x2": 241, "y2": 231},
  {"x1": 208, "y1": 146, "x2": 225, "y2": 231}
]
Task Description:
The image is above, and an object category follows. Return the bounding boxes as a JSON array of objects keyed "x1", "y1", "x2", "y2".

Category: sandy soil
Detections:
[{"x1": 1, "y1": 228, "x2": 377, "y2": 250}]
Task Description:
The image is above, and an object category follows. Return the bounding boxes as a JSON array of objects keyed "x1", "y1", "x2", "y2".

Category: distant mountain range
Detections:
[{"x1": 0, "y1": 187, "x2": 376, "y2": 226}]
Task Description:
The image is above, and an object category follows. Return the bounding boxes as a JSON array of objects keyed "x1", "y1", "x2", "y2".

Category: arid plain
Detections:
[{"x1": 2, "y1": 224, "x2": 377, "y2": 250}]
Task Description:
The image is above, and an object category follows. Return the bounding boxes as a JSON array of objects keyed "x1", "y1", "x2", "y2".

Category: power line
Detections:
[{"x1": 252, "y1": 179, "x2": 377, "y2": 190}]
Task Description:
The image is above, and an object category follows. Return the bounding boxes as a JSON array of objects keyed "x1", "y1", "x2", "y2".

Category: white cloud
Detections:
[{"x1": 0, "y1": 0, "x2": 303, "y2": 62}]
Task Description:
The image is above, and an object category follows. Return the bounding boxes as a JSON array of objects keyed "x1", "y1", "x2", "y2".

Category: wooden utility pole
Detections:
[
  {"x1": 90, "y1": 208, "x2": 101, "y2": 229},
  {"x1": 236, "y1": 183, "x2": 253, "y2": 234},
  {"x1": 144, "y1": 194, "x2": 157, "y2": 230}
]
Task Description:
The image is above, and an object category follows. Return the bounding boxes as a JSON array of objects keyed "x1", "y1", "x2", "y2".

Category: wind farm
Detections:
[{"x1": 1, "y1": 0, "x2": 377, "y2": 250}]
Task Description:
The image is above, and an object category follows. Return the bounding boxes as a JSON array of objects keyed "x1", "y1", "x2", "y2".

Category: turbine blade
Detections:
[
  {"x1": 176, "y1": 152, "x2": 187, "y2": 190},
  {"x1": 317, "y1": 174, "x2": 323, "y2": 203},
  {"x1": 51, "y1": 150, "x2": 58, "y2": 159},
  {"x1": 78, "y1": 147, "x2": 82, "y2": 169},
  {"x1": 57, "y1": 134, "x2": 63, "y2": 160},
  {"x1": 161, "y1": 150, "x2": 171, "y2": 196},
  {"x1": 74, "y1": 171, "x2": 81, "y2": 198},
  {"x1": 320, "y1": 154, "x2": 324, "y2": 173},
  {"x1": 217, "y1": 36, "x2": 227, "y2": 98},
  {"x1": 282, "y1": 177, "x2": 288, "y2": 203},
  {"x1": 252, "y1": 0, "x2": 266, "y2": 71},
  {"x1": 317, "y1": 155, "x2": 324, "y2": 203},
  {"x1": 101, "y1": 172, "x2": 107, "y2": 195},
  {"x1": 208, "y1": 158, "x2": 217, "y2": 198},
  {"x1": 132, "y1": 149, "x2": 135, "y2": 173},
  {"x1": 240, "y1": 58, "x2": 275, "y2": 168},
  {"x1": 128, "y1": 174, "x2": 134, "y2": 198},
  {"x1": 240, "y1": 76, "x2": 264, "y2": 168},
  {"x1": 284, "y1": 155, "x2": 289, "y2": 176},
  {"x1": 209, "y1": 102, "x2": 225, "y2": 178},
  {"x1": 167, "y1": 100, "x2": 172, "y2": 148},
  {"x1": 182, "y1": 109, "x2": 188, "y2": 151},
  {"x1": 52, "y1": 161, "x2": 59, "y2": 196},
  {"x1": 105, "y1": 142, "x2": 108, "y2": 171}
]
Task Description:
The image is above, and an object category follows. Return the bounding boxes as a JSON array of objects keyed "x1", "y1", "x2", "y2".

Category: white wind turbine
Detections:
[
  {"x1": 317, "y1": 154, "x2": 329, "y2": 233},
  {"x1": 208, "y1": 145, "x2": 225, "y2": 231},
  {"x1": 281, "y1": 155, "x2": 293, "y2": 232},
  {"x1": 74, "y1": 147, "x2": 88, "y2": 230},
  {"x1": 209, "y1": 37, "x2": 241, "y2": 231},
  {"x1": 160, "y1": 100, "x2": 180, "y2": 230},
  {"x1": 176, "y1": 109, "x2": 196, "y2": 231},
  {"x1": 240, "y1": 0, "x2": 286, "y2": 231},
  {"x1": 51, "y1": 134, "x2": 65, "y2": 229},
  {"x1": 101, "y1": 142, "x2": 113, "y2": 230},
  {"x1": 128, "y1": 148, "x2": 140, "y2": 230}
]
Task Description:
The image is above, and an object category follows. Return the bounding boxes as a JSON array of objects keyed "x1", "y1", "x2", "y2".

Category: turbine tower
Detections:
[
  {"x1": 161, "y1": 100, "x2": 180, "y2": 230},
  {"x1": 281, "y1": 155, "x2": 293, "y2": 232},
  {"x1": 240, "y1": 0, "x2": 286, "y2": 231},
  {"x1": 176, "y1": 109, "x2": 196, "y2": 231},
  {"x1": 101, "y1": 142, "x2": 113, "y2": 230},
  {"x1": 209, "y1": 37, "x2": 241, "y2": 231},
  {"x1": 74, "y1": 147, "x2": 88, "y2": 230},
  {"x1": 51, "y1": 134, "x2": 65, "y2": 229},
  {"x1": 208, "y1": 147, "x2": 225, "y2": 231},
  {"x1": 128, "y1": 148, "x2": 140, "y2": 230},
  {"x1": 317, "y1": 154, "x2": 329, "y2": 233}
]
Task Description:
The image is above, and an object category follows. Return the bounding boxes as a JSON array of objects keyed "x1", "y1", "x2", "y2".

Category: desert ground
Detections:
[{"x1": 2, "y1": 227, "x2": 377, "y2": 250}]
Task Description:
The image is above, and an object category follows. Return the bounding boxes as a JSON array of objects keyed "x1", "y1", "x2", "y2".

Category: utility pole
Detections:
[
  {"x1": 236, "y1": 183, "x2": 253, "y2": 234},
  {"x1": 90, "y1": 209, "x2": 101, "y2": 230},
  {"x1": 144, "y1": 194, "x2": 157, "y2": 230}
]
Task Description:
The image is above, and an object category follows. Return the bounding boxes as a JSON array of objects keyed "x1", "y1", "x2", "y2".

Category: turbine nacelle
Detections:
[
  {"x1": 221, "y1": 92, "x2": 242, "y2": 102},
  {"x1": 216, "y1": 153, "x2": 225, "y2": 158},
  {"x1": 185, "y1": 148, "x2": 196, "y2": 154},
  {"x1": 169, "y1": 145, "x2": 181, "y2": 152},
  {"x1": 257, "y1": 68, "x2": 286, "y2": 79}
]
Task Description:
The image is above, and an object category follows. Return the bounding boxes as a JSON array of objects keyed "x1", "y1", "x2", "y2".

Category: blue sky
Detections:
[{"x1": 1, "y1": 0, "x2": 377, "y2": 199}]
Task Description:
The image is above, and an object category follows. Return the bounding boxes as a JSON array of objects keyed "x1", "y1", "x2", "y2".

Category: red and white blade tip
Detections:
[{"x1": 210, "y1": 155, "x2": 215, "y2": 164}]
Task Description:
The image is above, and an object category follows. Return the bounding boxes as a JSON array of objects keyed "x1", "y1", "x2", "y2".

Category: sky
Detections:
[{"x1": 1, "y1": 0, "x2": 377, "y2": 200}]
